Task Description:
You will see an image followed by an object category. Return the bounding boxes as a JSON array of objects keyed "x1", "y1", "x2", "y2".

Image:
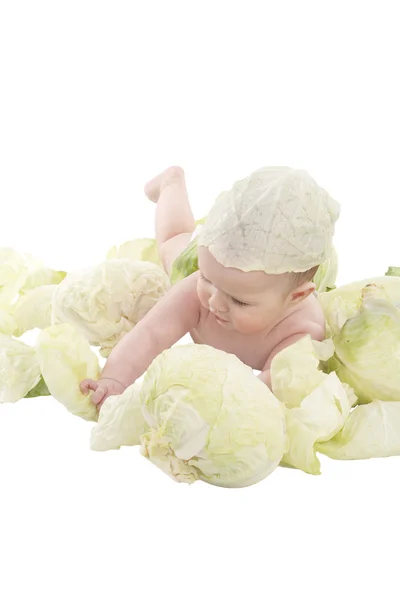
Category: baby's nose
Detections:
[{"x1": 209, "y1": 288, "x2": 228, "y2": 312}]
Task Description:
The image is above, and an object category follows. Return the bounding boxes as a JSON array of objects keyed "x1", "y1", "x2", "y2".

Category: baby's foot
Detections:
[{"x1": 144, "y1": 166, "x2": 184, "y2": 203}]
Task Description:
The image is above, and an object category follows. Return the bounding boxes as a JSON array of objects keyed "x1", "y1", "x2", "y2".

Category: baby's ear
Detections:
[{"x1": 289, "y1": 281, "x2": 316, "y2": 305}]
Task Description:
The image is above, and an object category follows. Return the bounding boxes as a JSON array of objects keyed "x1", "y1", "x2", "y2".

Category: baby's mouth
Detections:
[{"x1": 215, "y1": 314, "x2": 229, "y2": 324}]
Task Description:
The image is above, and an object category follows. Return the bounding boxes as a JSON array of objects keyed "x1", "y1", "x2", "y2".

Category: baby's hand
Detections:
[{"x1": 80, "y1": 377, "x2": 126, "y2": 410}]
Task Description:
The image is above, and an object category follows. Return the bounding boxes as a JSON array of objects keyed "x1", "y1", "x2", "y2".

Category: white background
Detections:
[{"x1": 1, "y1": 2, "x2": 399, "y2": 599}]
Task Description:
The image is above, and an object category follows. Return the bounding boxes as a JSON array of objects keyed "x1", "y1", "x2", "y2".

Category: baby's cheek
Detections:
[
  {"x1": 236, "y1": 308, "x2": 268, "y2": 333},
  {"x1": 196, "y1": 283, "x2": 209, "y2": 308},
  {"x1": 234, "y1": 309, "x2": 258, "y2": 331}
]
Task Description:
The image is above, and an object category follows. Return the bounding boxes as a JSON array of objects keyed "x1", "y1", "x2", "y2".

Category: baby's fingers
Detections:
[
  {"x1": 80, "y1": 379, "x2": 98, "y2": 395},
  {"x1": 80, "y1": 379, "x2": 108, "y2": 410},
  {"x1": 91, "y1": 385, "x2": 108, "y2": 408}
]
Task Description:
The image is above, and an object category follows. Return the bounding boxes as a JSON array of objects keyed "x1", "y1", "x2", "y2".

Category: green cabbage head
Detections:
[
  {"x1": 51, "y1": 258, "x2": 170, "y2": 357},
  {"x1": 270, "y1": 335, "x2": 357, "y2": 474},
  {"x1": 139, "y1": 344, "x2": 287, "y2": 488},
  {"x1": 321, "y1": 281, "x2": 400, "y2": 404},
  {"x1": 318, "y1": 275, "x2": 400, "y2": 337},
  {"x1": 35, "y1": 323, "x2": 101, "y2": 421}
]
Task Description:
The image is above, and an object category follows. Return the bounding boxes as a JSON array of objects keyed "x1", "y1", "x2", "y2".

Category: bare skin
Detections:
[{"x1": 80, "y1": 167, "x2": 326, "y2": 409}]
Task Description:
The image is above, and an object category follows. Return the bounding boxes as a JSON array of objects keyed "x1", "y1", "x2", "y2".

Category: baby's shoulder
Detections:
[
  {"x1": 261, "y1": 295, "x2": 326, "y2": 370},
  {"x1": 280, "y1": 293, "x2": 326, "y2": 341}
]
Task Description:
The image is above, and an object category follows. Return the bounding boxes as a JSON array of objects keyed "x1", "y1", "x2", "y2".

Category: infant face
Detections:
[{"x1": 197, "y1": 247, "x2": 291, "y2": 334}]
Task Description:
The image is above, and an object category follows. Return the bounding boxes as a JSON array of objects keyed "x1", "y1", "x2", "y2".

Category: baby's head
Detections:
[
  {"x1": 196, "y1": 246, "x2": 319, "y2": 334},
  {"x1": 196, "y1": 167, "x2": 340, "y2": 334}
]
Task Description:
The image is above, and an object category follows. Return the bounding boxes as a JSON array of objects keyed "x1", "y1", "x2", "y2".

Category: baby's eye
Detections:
[{"x1": 231, "y1": 297, "x2": 248, "y2": 307}]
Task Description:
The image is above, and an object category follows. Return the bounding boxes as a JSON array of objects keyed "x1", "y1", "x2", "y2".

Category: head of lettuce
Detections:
[
  {"x1": 138, "y1": 344, "x2": 287, "y2": 488},
  {"x1": 51, "y1": 258, "x2": 170, "y2": 357},
  {"x1": 319, "y1": 277, "x2": 400, "y2": 404}
]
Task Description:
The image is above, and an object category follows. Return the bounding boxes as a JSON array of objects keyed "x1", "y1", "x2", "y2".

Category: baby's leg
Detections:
[{"x1": 144, "y1": 166, "x2": 196, "y2": 276}]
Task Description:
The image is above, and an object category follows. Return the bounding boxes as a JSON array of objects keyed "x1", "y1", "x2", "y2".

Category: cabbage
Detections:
[
  {"x1": 90, "y1": 381, "x2": 148, "y2": 451},
  {"x1": 0, "y1": 307, "x2": 16, "y2": 335},
  {"x1": 0, "y1": 333, "x2": 41, "y2": 403},
  {"x1": 271, "y1": 336, "x2": 335, "y2": 408},
  {"x1": 197, "y1": 167, "x2": 340, "y2": 275},
  {"x1": 106, "y1": 238, "x2": 162, "y2": 266},
  {"x1": 385, "y1": 266, "x2": 400, "y2": 277},
  {"x1": 270, "y1": 335, "x2": 357, "y2": 474},
  {"x1": 12, "y1": 284, "x2": 57, "y2": 336},
  {"x1": 170, "y1": 237, "x2": 199, "y2": 285},
  {"x1": 317, "y1": 400, "x2": 400, "y2": 460},
  {"x1": 0, "y1": 247, "x2": 65, "y2": 304},
  {"x1": 169, "y1": 224, "x2": 337, "y2": 291},
  {"x1": 169, "y1": 217, "x2": 207, "y2": 284},
  {"x1": 24, "y1": 375, "x2": 50, "y2": 398},
  {"x1": 312, "y1": 246, "x2": 338, "y2": 293},
  {"x1": 322, "y1": 283, "x2": 400, "y2": 404},
  {"x1": 51, "y1": 258, "x2": 170, "y2": 357},
  {"x1": 280, "y1": 375, "x2": 357, "y2": 474},
  {"x1": 139, "y1": 344, "x2": 287, "y2": 488},
  {"x1": 90, "y1": 336, "x2": 357, "y2": 479},
  {"x1": 318, "y1": 275, "x2": 400, "y2": 337},
  {"x1": 21, "y1": 267, "x2": 66, "y2": 292},
  {"x1": 35, "y1": 323, "x2": 100, "y2": 421},
  {"x1": 0, "y1": 248, "x2": 65, "y2": 336},
  {"x1": 0, "y1": 248, "x2": 29, "y2": 307}
]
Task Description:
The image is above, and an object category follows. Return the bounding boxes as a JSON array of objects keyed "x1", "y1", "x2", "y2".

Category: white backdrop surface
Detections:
[{"x1": 1, "y1": 2, "x2": 399, "y2": 599}]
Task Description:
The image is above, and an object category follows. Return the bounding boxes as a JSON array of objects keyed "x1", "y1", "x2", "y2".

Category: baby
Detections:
[{"x1": 81, "y1": 165, "x2": 340, "y2": 408}]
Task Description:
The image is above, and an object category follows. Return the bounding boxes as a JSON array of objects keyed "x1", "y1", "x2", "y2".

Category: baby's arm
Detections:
[
  {"x1": 82, "y1": 272, "x2": 201, "y2": 405},
  {"x1": 103, "y1": 272, "x2": 201, "y2": 385},
  {"x1": 258, "y1": 368, "x2": 272, "y2": 389}
]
